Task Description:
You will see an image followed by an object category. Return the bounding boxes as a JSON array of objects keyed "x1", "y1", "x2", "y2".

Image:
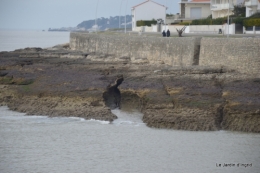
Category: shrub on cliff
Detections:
[
  {"x1": 243, "y1": 18, "x2": 260, "y2": 27},
  {"x1": 191, "y1": 17, "x2": 227, "y2": 25},
  {"x1": 248, "y1": 12, "x2": 260, "y2": 18},
  {"x1": 136, "y1": 20, "x2": 157, "y2": 27},
  {"x1": 178, "y1": 22, "x2": 190, "y2": 25},
  {"x1": 242, "y1": 12, "x2": 260, "y2": 28},
  {"x1": 190, "y1": 17, "x2": 247, "y2": 26}
]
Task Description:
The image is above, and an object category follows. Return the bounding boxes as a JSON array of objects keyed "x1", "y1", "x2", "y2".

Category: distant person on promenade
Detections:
[
  {"x1": 162, "y1": 30, "x2": 166, "y2": 37},
  {"x1": 167, "y1": 29, "x2": 170, "y2": 37}
]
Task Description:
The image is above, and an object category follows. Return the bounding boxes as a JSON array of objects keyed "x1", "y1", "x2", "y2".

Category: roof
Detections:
[
  {"x1": 179, "y1": 0, "x2": 210, "y2": 4},
  {"x1": 191, "y1": 0, "x2": 210, "y2": 2},
  {"x1": 132, "y1": 0, "x2": 167, "y2": 9}
]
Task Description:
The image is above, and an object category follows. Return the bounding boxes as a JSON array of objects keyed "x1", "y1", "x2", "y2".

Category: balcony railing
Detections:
[
  {"x1": 244, "y1": 0, "x2": 258, "y2": 7},
  {"x1": 211, "y1": 3, "x2": 234, "y2": 11}
]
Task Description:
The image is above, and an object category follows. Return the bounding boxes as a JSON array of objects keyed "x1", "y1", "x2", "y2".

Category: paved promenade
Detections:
[{"x1": 92, "y1": 30, "x2": 260, "y2": 38}]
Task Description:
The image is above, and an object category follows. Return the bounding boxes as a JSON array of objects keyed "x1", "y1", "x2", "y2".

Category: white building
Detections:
[
  {"x1": 210, "y1": 0, "x2": 244, "y2": 19},
  {"x1": 244, "y1": 0, "x2": 260, "y2": 17},
  {"x1": 179, "y1": 0, "x2": 211, "y2": 20},
  {"x1": 131, "y1": 0, "x2": 167, "y2": 31}
]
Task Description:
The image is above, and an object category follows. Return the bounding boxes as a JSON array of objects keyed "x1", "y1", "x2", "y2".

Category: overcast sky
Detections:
[{"x1": 0, "y1": 0, "x2": 179, "y2": 30}]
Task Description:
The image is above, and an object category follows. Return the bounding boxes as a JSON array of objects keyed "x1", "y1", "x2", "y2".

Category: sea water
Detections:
[
  {"x1": 0, "y1": 30, "x2": 260, "y2": 173},
  {"x1": 1, "y1": 106, "x2": 260, "y2": 173},
  {"x1": 0, "y1": 30, "x2": 70, "y2": 51}
]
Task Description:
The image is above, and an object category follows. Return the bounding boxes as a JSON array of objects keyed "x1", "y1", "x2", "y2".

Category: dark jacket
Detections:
[
  {"x1": 166, "y1": 30, "x2": 170, "y2": 37},
  {"x1": 162, "y1": 31, "x2": 166, "y2": 37}
]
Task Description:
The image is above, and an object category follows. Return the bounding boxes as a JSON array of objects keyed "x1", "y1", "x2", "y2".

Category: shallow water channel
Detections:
[{"x1": 0, "y1": 106, "x2": 259, "y2": 173}]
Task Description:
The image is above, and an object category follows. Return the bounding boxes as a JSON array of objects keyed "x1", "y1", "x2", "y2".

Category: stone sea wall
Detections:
[
  {"x1": 70, "y1": 32, "x2": 201, "y2": 66},
  {"x1": 70, "y1": 32, "x2": 260, "y2": 75},
  {"x1": 200, "y1": 38, "x2": 260, "y2": 74}
]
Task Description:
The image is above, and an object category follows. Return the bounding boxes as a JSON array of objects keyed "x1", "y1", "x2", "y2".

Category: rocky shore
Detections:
[{"x1": 0, "y1": 44, "x2": 259, "y2": 132}]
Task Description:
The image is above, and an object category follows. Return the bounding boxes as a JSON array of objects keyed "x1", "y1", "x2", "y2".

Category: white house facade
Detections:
[
  {"x1": 179, "y1": 0, "x2": 211, "y2": 20},
  {"x1": 210, "y1": 0, "x2": 244, "y2": 19},
  {"x1": 131, "y1": 0, "x2": 167, "y2": 31},
  {"x1": 244, "y1": 0, "x2": 260, "y2": 17}
]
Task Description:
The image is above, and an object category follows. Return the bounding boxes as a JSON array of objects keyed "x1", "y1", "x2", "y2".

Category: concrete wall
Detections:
[
  {"x1": 223, "y1": 23, "x2": 236, "y2": 35},
  {"x1": 133, "y1": 26, "x2": 154, "y2": 32},
  {"x1": 187, "y1": 24, "x2": 235, "y2": 34},
  {"x1": 70, "y1": 32, "x2": 260, "y2": 74},
  {"x1": 70, "y1": 32, "x2": 201, "y2": 66},
  {"x1": 132, "y1": 25, "x2": 186, "y2": 33},
  {"x1": 188, "y1": 25, "x2": 222, "y2": 34},
  {"x1": 200, "y1": 38, "x2": 260, "y2": 74},
  {"x1": 244, "y1": 31, "x2": 260, "y2": 34},
  {"x1": 162, "y1": 25, "x2": 187, "y2": 33},
  {"x1": 133, "y1": 24, "x2": 235, "y2": 35}
]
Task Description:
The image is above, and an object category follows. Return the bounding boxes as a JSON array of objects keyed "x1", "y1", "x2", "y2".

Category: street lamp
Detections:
[
  {"x1": 125, "y1": 0, "x2": 128, "y2": 34},
  {"x1": 227, "y1": 0, "x2": 229, "y2": 38},
  {"x1": 95, "y1": 0, "x2": 100, "y2": 33},
  {"x1": 119, "y1": 0, "x2": 125, "y2": 29},
  {"x1": 164, "y1": 0, "x2": 167, "y2": 32}
]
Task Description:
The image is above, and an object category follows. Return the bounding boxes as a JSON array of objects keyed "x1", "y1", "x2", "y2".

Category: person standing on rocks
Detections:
[
  {"x1": 167, "y1": 29, "x2": 170, "y2": 37},
  {"x1": 162, "y1": 30, "x2": 166, "y2": 37}
]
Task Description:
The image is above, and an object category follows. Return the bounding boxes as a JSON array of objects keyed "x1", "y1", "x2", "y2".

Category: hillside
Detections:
[
  {"x1": 48, "y1": 15, "x2": 132, "y2": 32},
  {"x1": 77, "y1": 15, "x2": 132, "y2": 31}
]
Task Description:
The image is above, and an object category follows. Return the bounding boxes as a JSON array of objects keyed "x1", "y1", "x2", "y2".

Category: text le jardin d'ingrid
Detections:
[{"x1": 216, "y1": 163, "x2": 252, "y2": 168}]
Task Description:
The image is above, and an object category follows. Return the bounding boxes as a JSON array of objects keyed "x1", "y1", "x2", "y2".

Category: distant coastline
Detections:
[
  {"x1": 48, "y1": 15, "x2": 132, "y2": 32},
  {"x1": 48, "y1": 27, "x2": 85, "y2": 32}
]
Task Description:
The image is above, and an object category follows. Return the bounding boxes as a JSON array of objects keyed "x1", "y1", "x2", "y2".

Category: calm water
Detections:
[
  {"x1": 0, "y1": 30, "x2": 70, "y2": 51},
  {"x1": 0, "y1": 31, "x2": 260, "y2": 173},
  {"x1": 0, "y1": 107, "x2": 260, "y2": 173}
]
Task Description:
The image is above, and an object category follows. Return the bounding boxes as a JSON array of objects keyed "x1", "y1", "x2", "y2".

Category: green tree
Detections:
[
  {"x1": 248, "y1": 12, "x2": 260, "y2": 18},
  {"x1": 166, "y1": 13, "x2": 174, "y2": 17},
  {"x1": 232, "y1": 5, "x2": 246, "y2": 17}
]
